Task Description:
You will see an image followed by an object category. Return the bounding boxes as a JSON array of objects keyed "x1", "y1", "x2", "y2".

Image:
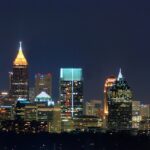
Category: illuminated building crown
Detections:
[
  {"x1": 117, "y1": 68, "x2": 123, "y2": 81},
  {"x1": 13, "y1": 42, "x2": 28, "y2": 66}
]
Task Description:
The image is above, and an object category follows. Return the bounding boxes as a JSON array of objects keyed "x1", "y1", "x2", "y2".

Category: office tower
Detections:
[
  {"x1": 35, "y1": 73, "x2": 52, "y2": 96},
  {"x1": 140, "y1": 104, "x2": 150, "y2": 130},
  {"x1": 103, "y1": 75, "x2": 116, "y2": 128},
  {"x1": 60, "y1": 68, "x2": 83, "y2": 118},
  {"x1": 10, "y1": 42, "x2": 29, "y2": 101},
  {"x1": 132, "y1": 100, "x2": 141, "y2": 129},
  {"x1": 140, "y1": 104, "x2": 150, "y2": 119},
  {"x1": 85, "y1": 100, "x2": 102, "y2": 117},
  {"x1": 107, "y1": 69, "x2": 132, "y2": 130},
  {"x1": 29, "y1": 87, "x2": 35, "y2": 102}
]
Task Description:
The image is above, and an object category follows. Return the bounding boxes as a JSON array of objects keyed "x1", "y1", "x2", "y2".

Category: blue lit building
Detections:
[
  {"x1": 35, "y1": 91, "x2": 54, "y2": 106},
  {"x1": 59, "y1": 68, "x2": 83, "y2": 118}
]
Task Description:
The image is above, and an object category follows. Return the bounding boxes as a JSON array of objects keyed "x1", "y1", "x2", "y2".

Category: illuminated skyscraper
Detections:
[
  {"x1": 35, "y1": 73, "x2": 52, "y2": 96},
  {"x1": 103, "y1": 76, "x2": 116, "y2": 128},
  {"x1": 107, "y1": 69, "x2": 132, "y2": 130},
  {"x1": 104, "y1": 76, "x2": 116, "y2": 116},
  {"x1": 10, "y1": 42, "x2": 29, "y2": 100},
  {"x1": 59, "y1": 68, "x2": 83, "y2": 118}
]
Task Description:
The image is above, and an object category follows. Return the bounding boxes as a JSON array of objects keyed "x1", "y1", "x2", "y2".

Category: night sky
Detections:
[{"x1": 0, "y1": 0, "x2": 150, "y2": 103}]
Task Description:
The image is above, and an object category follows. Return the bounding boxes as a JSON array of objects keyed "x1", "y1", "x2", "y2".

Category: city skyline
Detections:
[
  {"x1": 0, "y1": 0, "x2": 150, "y2": 103},
  {"x1": 0, "y1": 1, "x2": 150, "y2": 149},
  {"x1": 0, "y1": 41, "x2": 148, "y2": 103}
]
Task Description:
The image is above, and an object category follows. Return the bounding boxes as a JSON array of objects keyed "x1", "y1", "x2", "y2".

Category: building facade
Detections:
[
  {"x1": 140, "y1": 104, "x2": 150, "y2": 130},
  {"x1": 73, "y1": 115, "x2": 102, "y2": 131},
  {"x1": 132, "y1": 101, "x2": 141, "y2": 129},
  {"x1": 85, "y1": 100, "x2": 102, "y2": 117},
  {"x1": 10, "y1": 42, "x2": 29, "y2": 101},
  {"x1": 59, "y1": 68, "x2": 83, "y2": 119},
  {"x1": 107, "y1": 69, "x2": 132, "y2": 130},
  {"x1": 103, "y1": 75, "x2": 116, "y2": 128},
  {"x1": 35, "y1": 73, "x2": 52, "y2": 96}
]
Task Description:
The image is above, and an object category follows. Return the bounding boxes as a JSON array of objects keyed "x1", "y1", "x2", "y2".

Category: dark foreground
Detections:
[{"x1": 0, "y1": 131, "x2": 150, "y2": 150}]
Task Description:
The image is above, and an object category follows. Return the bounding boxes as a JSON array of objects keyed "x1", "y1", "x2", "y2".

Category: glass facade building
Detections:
[
  {"x1": 107, "y1": 69, "x2": 132, "y2": 130},
  {"x1": 103, "y1": 76, "x2": 116, "y2": 116},
  {"x1": 59, "y1": 68, "x2": 83, "y2": 118}
]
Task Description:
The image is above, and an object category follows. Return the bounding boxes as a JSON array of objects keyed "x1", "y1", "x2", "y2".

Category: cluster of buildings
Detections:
[{"x1": 0, "y1": 42, "x2": 149, "y2": 133}]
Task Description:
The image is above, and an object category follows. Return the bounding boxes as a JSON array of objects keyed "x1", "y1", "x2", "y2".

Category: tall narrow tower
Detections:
[
  {"x1": 103, "y1": 75, "x2": 116, "y2": 128},
  {"x1": 10, "y1": 42, "x2": 29, "y2": 101},
  {"x1": 104, "y1": 75, "x2": 116, "y2": 116}
]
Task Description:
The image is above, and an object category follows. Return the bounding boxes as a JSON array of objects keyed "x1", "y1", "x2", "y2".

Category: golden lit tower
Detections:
[
  {"x1": 103, "y1": 75, "x2": 116, "y2": 121},
  {"x1": 10, "y1": 42, "x2": 29, "y2": 100}
]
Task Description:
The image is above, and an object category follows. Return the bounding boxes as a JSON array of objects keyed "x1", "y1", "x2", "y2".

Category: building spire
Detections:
[
  {"x1": 19, "y1": 41, "x2": 22, "y2": 50},
  {"x1": 117, "y1": 68, "x2": 123, "y2": 81},
  {"x1": 13, "y1": 42, "x2": 28, "y2": 66}
]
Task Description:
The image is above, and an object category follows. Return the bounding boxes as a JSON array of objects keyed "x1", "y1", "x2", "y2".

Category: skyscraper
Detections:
[
  {"x1": 107, "y1": 69, "x2": 132, "y2": 130},
  {"x1": 10, "y1": 42, "x2": 29, "y2": 101},
  {"x1": 103, "y1": 75, "x2": 116, "y2": 128},
  {"x1": 59, "y1": 68, "x2": 83, "y2": 118},
  {"x1": 35, "y1": 73, "x2": 52, "y2": 96},
  {"x1": 104, "y1": 76, "x2": 116, "y2": 115}
]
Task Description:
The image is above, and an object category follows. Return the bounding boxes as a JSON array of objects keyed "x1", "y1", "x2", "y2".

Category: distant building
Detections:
[
  {"x1": 10, "y1": 42, "x2": 29, "y2": 101},
  {"x1": 103, "y1": 75, "x2": 116, "y2": 128},
  {"x1": 0, "y1": 105, "x2": 14, "y2": 121},
  {"x1": 61, "y1": 118, "x2": 74, "y2": 132},
  {"x1": 107, "y1": 69, "x2": 132, "y2": 130},
  {"x1": 35, "y1": 91, "x2": 54, "y2": 106},
  {"x1": 140, "y1": 104, "x2": 150, "y2": 130},
  {"x1": 85, "y1": 100, "x2": 102, "y2": 117},
  {"x1": 73, "y1": 115, "x2": 102, "y2": 131},
  {"x1": 29, "y1": 87, "x2": 35, "y2": 102},
  {"x1": 24, "y1": 104, "x2": 37, "y2": 121},
  {"x1": 35, "y1": 73, "x2": 52, "y2": 96},
  {"x1": 132, "y1": 101, "x2": 141, "y2": 129},
  {"x1": 15, "y1": 101, "x2": 61, "y2": 133},
  {"x1": 37, "y1": 106, "x2": 61, "y2": 133},
  {"x1": 59, "y1": 68, "x2": 83, "y2": 119},
  {"x1": 15, "y1": 98, "x2": 30, "y2": 120},
  {"x1": 140, "y1": 104, "x2": 150, "y2": 119}
]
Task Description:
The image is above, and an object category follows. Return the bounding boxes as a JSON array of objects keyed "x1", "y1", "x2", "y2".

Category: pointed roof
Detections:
[
  {"x1": 117, "y1": 68, "x2": 123, "y2": 81},
  {"x1": 13, "y1": 42, "x2": 28, "y2": 66},
  {"x1": 36, "y1": 91, "x2": 51, "y2": 99}
]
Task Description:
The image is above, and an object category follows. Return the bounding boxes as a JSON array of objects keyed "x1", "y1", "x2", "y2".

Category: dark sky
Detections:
[{"x1": 0, "y1": 0, "x2": 150, "y2": 103}]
